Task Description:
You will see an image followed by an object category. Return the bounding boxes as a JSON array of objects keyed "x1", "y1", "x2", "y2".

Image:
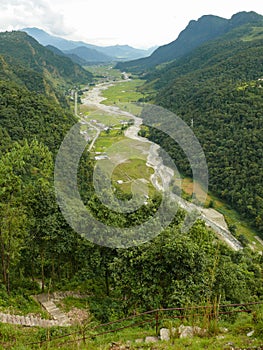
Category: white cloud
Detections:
[
  {"x1": 0, "y1": 0, "x2": 262, "y2": 47},
  {"x1": 0, "y1": 0, "x2": 73, "y2": 36}
]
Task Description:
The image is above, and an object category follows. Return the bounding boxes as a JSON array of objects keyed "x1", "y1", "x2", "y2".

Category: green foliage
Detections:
[
  {"x1": 116, "y1": 11, "x2": 263, "y2": 72},
  {"x1": 0, "y1": 81, "x2": 77, "y2": 153},
  {"x1": 0, "y1": 31, "x2": 92, "y2": 99},
  {"x1": 142, "y1": 26, "x2": 263, "y2": 233},
  {"x1": 0, "y1": 25, "x2": 262, "y2": 350}
]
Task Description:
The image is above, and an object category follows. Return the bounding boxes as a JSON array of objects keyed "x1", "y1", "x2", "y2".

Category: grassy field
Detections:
[
  {"x1": 92, "y1": 128, "x2": 155, "y2": 196},
  {"x1": 81, "y1": 66, "x2": 260, "y2": 250},
  {"x1": 111, "y1": 158, "x2": 155, "y2": 196},
  {"x1": 242, "y1": 26, "x2": 263, "y2": 41},
  {"x1": 84, "y1": 64, "x2": 123, "y2": 81},
  {"x1": 101, "y1": 79, "x2": 145, "y2": 105},
  {"x1": 93, "y1": 129, "x2": 125, "y2": 152},
  {"x1": 177, "y1": 177, "x2": 262, "y2": 251}
]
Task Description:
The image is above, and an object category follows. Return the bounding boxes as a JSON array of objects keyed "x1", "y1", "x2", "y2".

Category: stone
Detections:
[
  {"x1": 179, "y1": 325, "x2": 195, "y2": 338},
  {"x1": 178, "y1": 325, "x2": 206, "y2": 338},
  {"x1": 216, "y1": 335, "x2": 225, "y2": 340},
  {"x1": 160, "y1": 328, "x2": 170, "y2": 341},
  {"x1": 219, "y1": 327, "x2": 229, "y2": 333},
  {"x1": 145, "y1": 336, "x2": 158, "y2": 343},
  {"x1": 135, "y1": 339, "x2": 143, "y2": 343},
  {"x1": 247, "y1": 330, "x2": 255, "y2": 337}
]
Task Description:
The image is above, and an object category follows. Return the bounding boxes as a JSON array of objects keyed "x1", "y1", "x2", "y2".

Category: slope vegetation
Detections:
[
  {"x1": 117, "y1": 11, "x2": 263, "y2": 72},
  {"x1": 141, "y1": 20, "x2": 263, "y2": 232}
]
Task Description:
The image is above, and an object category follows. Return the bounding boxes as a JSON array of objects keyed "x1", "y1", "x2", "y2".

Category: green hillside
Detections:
[
  {"x1": 116, "y1": 11, "x2": 263, "y2": 72},
  {"x1": 0, "y1": 31, "x2": 92, "y2": 101},
  {"x1": 0, "y1": 17, "x2": 263, "y2": 350},
  {"x1": 141, "y1": 21, "x2": 263, "y2": 233}
]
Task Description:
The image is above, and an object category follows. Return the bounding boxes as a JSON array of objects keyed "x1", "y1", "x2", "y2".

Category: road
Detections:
[{"x1": 80, "y1": 80, "x2": 243, "y2": 251}]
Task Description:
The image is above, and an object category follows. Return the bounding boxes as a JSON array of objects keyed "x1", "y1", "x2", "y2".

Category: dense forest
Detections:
[
  {"x1": 0, "y1": 27, "x2": 263, "y2": 343},
  {"x1": 138, "y1": 20, "x2": 263, "y2": 234}
]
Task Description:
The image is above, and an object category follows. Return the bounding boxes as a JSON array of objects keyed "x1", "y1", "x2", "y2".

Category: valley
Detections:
[
  {"x1": 0, "y1": 11, "x2": 262, "y2": 349},
  {"x1": 79, "y1": 70, "x2": 261, "y2": 252}
]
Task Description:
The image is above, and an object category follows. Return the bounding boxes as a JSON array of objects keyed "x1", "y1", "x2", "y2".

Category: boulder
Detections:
[
  {"x1": 160, "y1": 328, "x2": 170, "y2": 341},
  {"x1": 178, "y1": 325, "x2": 206, "y2": 338},
  {"x1": 135, "y1": 338, "x2": 143, "y2": 343},
  {"x1": 159, "y1": 327, "x2": 176, "y2": 341},
  {"x1": 145, "y1": 336, "x2": 158, "y2": 343},
  {"x1": 247, "y1": 330, "x2": 255, "y2": 337}
]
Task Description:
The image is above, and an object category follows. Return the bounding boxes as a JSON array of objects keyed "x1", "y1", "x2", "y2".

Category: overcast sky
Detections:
[{"x1": 0, "y1": 0, "x2": 262, "y2": 48}]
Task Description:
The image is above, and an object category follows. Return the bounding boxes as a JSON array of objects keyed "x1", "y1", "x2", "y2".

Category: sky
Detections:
[{"x1": 0, "y1": 0, "x2": 262, "y2": 48}]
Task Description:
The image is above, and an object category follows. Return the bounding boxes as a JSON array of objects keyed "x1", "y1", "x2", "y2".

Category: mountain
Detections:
[
  {"x1": 46, "y1": 45, "x2": 88, "y2": 66},
  {"x1": 95, "y1": 44, "x2": 157, "y2": 61},
  {"x1": 140, "y1": 14, "x2": 263, "y2": 232},
  {"x1": 116, "y1": 11, "x2": 263, "y2": 72},
  {"x1": 0, "y1": 31, "x2": 92, "y2": 100},
  {"x1": 64, "y1": 46, "x2": 113, "y2": 63},
  {"x1": 0, "y1": 31, "x2": 83, "y2": 154},
  {"x1": 22, "y1": 27, "x2": 154, "y2": 63}
]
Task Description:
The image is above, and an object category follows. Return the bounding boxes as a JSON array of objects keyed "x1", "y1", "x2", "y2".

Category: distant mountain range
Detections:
[
  {"x1": 116, "y1": 11, "x2": 263, "y2": 72},
  {"x1": 21, "y1": 28, "x2": 156, "y2": 64}
]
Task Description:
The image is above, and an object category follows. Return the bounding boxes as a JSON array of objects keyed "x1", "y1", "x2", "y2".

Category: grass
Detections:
[
  {"x1": 84, "y1": 64, "x2": 123, "y2": 81},
  {"x1": 80, "y1": 109, "x2": 132, "y2": 127},
  {"x1": 101, "y1": 79, "x2": 145, "y2": 105},
  {"x1": 57, "y1": 296, "x2": 90, "y2": 312},
  {"x1": 242, "y1": 26, "x2": 263, "y2": 41},
  {"x1": 177, "y1": 176, "x2": 262, "y2": 251},
  {"x1": 93, "y1": 129, "x2": 125, "y2": 152},
  {"x1": 92, "y1": 129, "x2": 156, "y2": 197},
  {"x1": 112, "y1": 158, "x2": 155, "y2": 196},
  {"x1": 0, "y1": 290, "x2": 50, "y2": 319},
  {"x1": 1, "y1": 308, "x2": 263, "y2": 349}
]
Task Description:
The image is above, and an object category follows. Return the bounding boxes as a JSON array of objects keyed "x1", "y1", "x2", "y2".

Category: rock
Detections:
[
  {"x1": 247, "y1": 330, "x2": 255, "y2": 337},
  {"x1": 178, "y1": 325, "x2": 206, "y2": 338},
  {"x1": 219, "y1": 327, "x2": 229, "y2": 333},
  {"x1": 160, "y1": 328, "x2": 170, "y2": 341},
  {"x1": 216, "y1": 335, "x2": 225, "y2": 340},
  {"x1": 225, "y1": 342, "x2": 235, "y2": 349},
  {"x1": 145, "y1": 336, "x2": 158, "y2": 343},
  {"x1": 179, "y1": 325, "x2": 195, "y2": 338},
  {"x1": 160, "y1": 327, "x2": 176, "y2": 341},
  {"x1": 135, "y1": 338, "x2": 144, "y2": 343}
]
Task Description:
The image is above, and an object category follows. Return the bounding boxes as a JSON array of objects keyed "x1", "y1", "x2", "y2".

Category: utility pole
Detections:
[{"x1": 74, "y1": 90, "x2": 78, "y2": 116}]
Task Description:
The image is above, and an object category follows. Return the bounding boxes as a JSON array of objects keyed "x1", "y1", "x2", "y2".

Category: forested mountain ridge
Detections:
[
  {"x1": 0, "y1": 31, "x2": 92, "y2": 101},
  {"x1": 0, "y1": 29, "x2": 91, "y2": 295},
  {"x1": 0, "y1": 30, "x2": 93, "y2": 153},
  {"x1": 22, "y1": 27, "x2": 155, "y2": 62},
  {"x1": 116, "y1": 11, "x2": 263, "y2": 72},
  {"x1": 0, "y1": 18, "x2": 263, "y2": 342},
  {"x1": 140, "y1": 19, "x2": 263, "y2": 232}
]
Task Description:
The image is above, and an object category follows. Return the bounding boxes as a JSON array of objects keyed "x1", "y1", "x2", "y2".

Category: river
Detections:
[{"x1": 81, "y1": 80, "x2": 243, "y2": 251}]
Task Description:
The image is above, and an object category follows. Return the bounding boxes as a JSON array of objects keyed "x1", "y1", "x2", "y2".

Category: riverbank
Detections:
[{"x1": 81, "y1": 79, "x2": 243, "y2": 251}]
